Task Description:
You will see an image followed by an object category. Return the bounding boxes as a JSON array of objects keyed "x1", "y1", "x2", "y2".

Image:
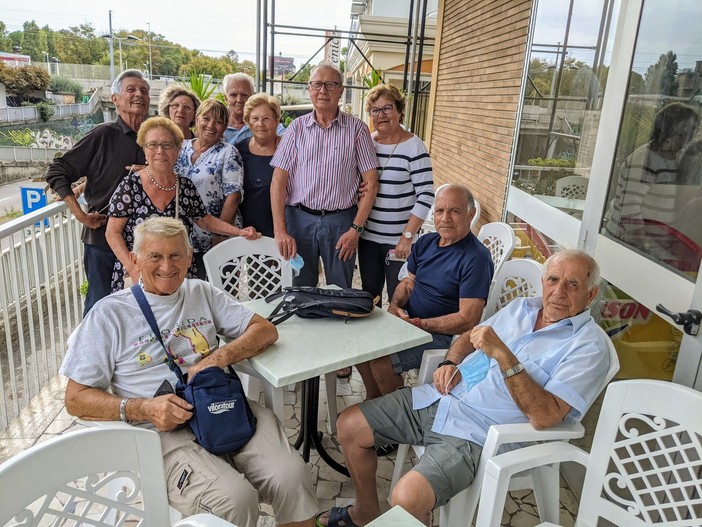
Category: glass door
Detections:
[{"x1": 583, "y1": 0, "x2": 702, "y2": 387}]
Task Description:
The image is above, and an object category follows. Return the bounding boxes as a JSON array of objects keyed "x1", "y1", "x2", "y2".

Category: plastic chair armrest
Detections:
[
  {"x1": 486, "y1": 441, "x2": 589, "y2": 481},
  {"x1": 417, "y1": 349, "x2": 448, "y2": 384}
]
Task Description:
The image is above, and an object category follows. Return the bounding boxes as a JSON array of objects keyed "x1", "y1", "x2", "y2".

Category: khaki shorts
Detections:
[
  {"x1": 359, "y1": 387, "x2": 482, "y2": 507},
  {"x1": 160, "y1": 402, "x2": 317, "y2": 527}
]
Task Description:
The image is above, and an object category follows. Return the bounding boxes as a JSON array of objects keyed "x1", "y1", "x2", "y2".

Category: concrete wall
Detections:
[
  {"x1": 0, "y1": 161, "x2": 50, "y2": 185},
  {"x1": 427, "y1": 0, "x2": 532, "y2": 226}
]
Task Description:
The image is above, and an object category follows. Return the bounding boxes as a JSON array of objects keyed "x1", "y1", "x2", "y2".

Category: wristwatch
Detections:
[
  {"x1": 402, "y1": 231, "x2": 413, "y2": 239},
  {"x1": 351, "y1": 223, "x2": 365, "y2": 233},
  {"x1": 437, "y1": 359, "x2": 456, "y2": 369},
  {"x1": 501, "y1": 362, "x2": 525, "y2": 379}
]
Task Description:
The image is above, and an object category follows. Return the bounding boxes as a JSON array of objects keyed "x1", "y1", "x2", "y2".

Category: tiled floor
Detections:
[{"x1": 0, "y1": 368, "x2": 580, "y2": 527}]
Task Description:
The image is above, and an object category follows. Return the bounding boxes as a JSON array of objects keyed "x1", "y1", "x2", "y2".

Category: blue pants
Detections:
[
  {"x1": 285, "y1": 205, "x2": 357, "y2": 288},
  {"x1": 390, "y1": 333, "x2": 453, "y2": 374},
  {"x1": 83, "y1": 244, "x2": 116, "y2": 316}
]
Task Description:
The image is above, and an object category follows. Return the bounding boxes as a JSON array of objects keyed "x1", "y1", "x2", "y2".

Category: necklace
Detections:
[{"x1": 146, "y1": 167, "x2": 177, "y2": 192}]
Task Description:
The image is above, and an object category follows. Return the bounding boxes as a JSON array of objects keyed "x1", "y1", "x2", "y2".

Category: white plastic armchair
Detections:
[
  {"x1": 477, "y1": 222, "x2": 517, "y2": 276},
  {"x1": 391, "y1": 326, "x2": 619, "y2": 527},
  {"x1": 0, "y1": 425, "x2": 237, "y2": 526},
  {"x1": 203, "y1": 236, "x2": 338, "y2": 432},
  {"x1": 482, "y1": 258, "x2": 544, "y2": 321},
  {"x1": 475, "y1": 379, "x2": 701, "y2": 527}
]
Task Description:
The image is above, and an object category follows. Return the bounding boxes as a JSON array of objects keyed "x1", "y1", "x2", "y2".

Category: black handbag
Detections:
[
  {"x1": 265, "y1": 286, "x2": 378, "y2": 325},
  {"x1": 132, "y1": 284, "x2": 256, "y2": 455}
]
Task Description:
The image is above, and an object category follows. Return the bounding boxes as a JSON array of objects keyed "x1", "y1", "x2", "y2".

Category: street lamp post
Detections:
[
  {"x1": 108, "y1": 10, "x2": 115, "y2": 83},
  {"x1": 147, "y1": 22, "x2": 153, "y2": 79}
]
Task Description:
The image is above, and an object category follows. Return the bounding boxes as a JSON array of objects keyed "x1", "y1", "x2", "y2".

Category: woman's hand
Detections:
[{"x1": 239, "y1": 226, "x2": 261, "y2": 240}]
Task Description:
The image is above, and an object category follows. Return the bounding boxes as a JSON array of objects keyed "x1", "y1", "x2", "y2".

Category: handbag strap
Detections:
[{"x1": 131, "y1": 284, "x2": 185, "y2": 383}]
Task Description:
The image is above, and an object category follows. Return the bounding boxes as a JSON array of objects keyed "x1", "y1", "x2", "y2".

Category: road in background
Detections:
[{"x1": 0, "y1": 180, "x2": 48, "y2": 216}]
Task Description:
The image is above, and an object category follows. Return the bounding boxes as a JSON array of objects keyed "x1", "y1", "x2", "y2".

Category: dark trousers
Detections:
[
  {"x1": 83, "y1": 244, "x2": 116, "y2": 316},
  {"x1": 285, "y1": 205, "x2": 357, "y2": 288},
  {"x1": 358, "y1": 237, "x2": 404, "y2": 302}
]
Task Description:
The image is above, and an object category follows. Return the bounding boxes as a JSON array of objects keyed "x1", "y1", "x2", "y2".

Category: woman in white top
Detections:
[
  {"x1": 357, "y1": 84, "x2": 435, "y2": 403},
  {"x1": 358, "y1": 84, "x2": 435, "y2": 304}
]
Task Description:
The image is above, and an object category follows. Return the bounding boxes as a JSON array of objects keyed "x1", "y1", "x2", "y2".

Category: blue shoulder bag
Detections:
[{"x1": 131, "y1": 284, "x2": 256, "y2": 455}]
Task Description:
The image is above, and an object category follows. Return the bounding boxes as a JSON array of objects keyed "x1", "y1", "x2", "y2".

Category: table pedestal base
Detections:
[{"x1": 293, "y1": 377, "x2": 349, "y2": 476}]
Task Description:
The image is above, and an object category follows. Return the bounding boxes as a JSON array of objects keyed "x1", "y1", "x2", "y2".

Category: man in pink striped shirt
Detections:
[{"x1": 270, "y1": 63, "x2": 379, "y2": 288}]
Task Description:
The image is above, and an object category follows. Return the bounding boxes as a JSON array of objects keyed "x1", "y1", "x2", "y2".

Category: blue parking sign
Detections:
[{"x1": 21, "y1": 186, "x2": 49, "y2": 227}]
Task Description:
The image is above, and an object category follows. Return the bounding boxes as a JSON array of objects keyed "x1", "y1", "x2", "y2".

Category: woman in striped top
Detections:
[{"x1": 358, "y1": 84, "x2": 435, "y2": 305}]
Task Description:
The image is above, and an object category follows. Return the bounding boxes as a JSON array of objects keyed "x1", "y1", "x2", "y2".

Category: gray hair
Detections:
[
  {"x1": 543, "y1": 249, "x2": 601, "y2": 291},
  {"x1": 133, "y1": 217, "x2": 192, "y2": 256},
  {"x1": 222, "y1": 72, "x2": 255, "y2": 94},
  {"x1": 111, "y1": 69, "x2": 150, "y2": 95},
  {"x1": 435, "y1": 184, "x2": 475, "y2": 211},
  {"x1": 311, "y1": 63, "x2": 343, "y2": 85}
]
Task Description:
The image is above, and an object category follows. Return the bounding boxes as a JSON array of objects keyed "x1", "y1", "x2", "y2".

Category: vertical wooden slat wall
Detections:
[{"x1": 427, "y1": 0, "x2": 533, "y2": 225}]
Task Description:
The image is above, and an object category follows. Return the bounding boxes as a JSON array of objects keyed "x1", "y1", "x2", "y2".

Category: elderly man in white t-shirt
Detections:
[{"x1": 60, "y1": 216, "x2": 317, "y2": 527}]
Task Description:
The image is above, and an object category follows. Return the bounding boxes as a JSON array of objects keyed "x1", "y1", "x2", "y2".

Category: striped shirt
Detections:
[
  {"x1": 361, "y1": 135, "x2": 435, "y2": 245},
  {"x1": 270, "y1": 110, "x2": 378, "y2": 211}
]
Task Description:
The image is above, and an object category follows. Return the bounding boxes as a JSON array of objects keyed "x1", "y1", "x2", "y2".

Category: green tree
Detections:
[
  {"x1": 20, "y1": 21, "x2": 48, "y2": 62},
  {"x1": 0, "y1": 63, "x2": 50, "y2": 98},
  {"x1": 644, "y1": 50, "x2": 679, "y2": 96},
  {"x1": 0, "y1": 22, "x2": 13, "y2": 52}
]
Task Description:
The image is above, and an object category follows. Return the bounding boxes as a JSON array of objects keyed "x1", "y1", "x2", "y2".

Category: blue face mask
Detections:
[
  {"x1": 448, "y1": 350, "x2": 491, "y2": 395},
  {"x1": 290, "y1": 254, "x2": 304, "y2": 277}
]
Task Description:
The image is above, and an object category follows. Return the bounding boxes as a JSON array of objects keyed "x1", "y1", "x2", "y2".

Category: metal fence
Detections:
[
  {"x1": 0, "y1": 202, "x2": 84, "y2": 429},
  {"x1": 0, "y1": 146, "x2": 64, "y2": 162},
  {"x1": 0, "y1": 89, "x2": 101, "y2": 123}
]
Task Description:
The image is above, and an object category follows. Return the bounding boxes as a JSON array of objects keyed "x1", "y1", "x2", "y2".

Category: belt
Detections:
[{"x1": 295, "y1": 204, "x2": 344, "y2": 216}]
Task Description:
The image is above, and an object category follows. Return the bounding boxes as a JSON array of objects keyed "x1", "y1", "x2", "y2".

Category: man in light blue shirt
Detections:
[
  {"x1": 316, "y1": 249, "x2": 612, "y2": 527},
  {"x1": 221, "y1": 73, "x2": 285, "y2": 145}
]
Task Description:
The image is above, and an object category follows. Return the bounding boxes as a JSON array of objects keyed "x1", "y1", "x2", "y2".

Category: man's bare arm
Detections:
[
  {"x1": 64, "y1": 379, "x2": 193, "y2": 432},
  {"x1": 470, "y1": 326, "x2": 571, "y2": 429},
  {"x1": 270, "y1": 167, "x2": 296, "y2": 259},
  {"x1": 387, "y1": 273, "x2": 416, "y2": 318},
  {"x1": 187, "y1": 315, "x2": 278, "y2": 379},
  {"x1": 418, "y1": 297, "x2": 485, "y2": 336}
]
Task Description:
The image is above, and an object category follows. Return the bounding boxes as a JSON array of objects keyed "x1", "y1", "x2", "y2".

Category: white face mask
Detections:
[{"x1": 447, "y1": 350, "x2": 491, "y2": 398}]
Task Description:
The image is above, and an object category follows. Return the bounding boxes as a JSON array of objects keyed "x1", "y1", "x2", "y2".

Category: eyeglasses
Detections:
[
  {"x1": 169, "y1": 103, "x2": 194, "y2": 113},
  {"x1": 369, "y1": 104, "x2": 395, "y2": 117},
  {"x1": 144, "y1": 141, "x2": 177, "y2": 151},
  {"x1": 309, "y1": 81, "x2": 341, "y2": 92}
]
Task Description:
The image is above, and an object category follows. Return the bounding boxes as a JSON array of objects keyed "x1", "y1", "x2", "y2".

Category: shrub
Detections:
[
  {"x1": 49, "y1": 75, "x2": 84, "y2": 102},
  {"x1": 0, "y1": 65, "x2": 50, "y2": 99},
  {"x1": 37, "y1": 101, "x2": 55, "y2": 122}
]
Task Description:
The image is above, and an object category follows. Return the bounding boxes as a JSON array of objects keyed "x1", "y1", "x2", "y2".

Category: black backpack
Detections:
[{"x1": 265, "y1": 286, "x2": 379, "y2": 325}]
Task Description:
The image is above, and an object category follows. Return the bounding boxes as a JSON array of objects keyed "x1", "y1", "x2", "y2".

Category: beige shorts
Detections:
[{"x1": 160, "y1": 402, "x2": 317, "y2": 527}]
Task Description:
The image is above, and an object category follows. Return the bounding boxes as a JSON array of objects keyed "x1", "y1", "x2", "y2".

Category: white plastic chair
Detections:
[
  {"x1": 477, "y1": 222, "x2": 517, "y2": 277},
  {"x1": 555, "y1": 175, "x2": 588, "y2": 200},
  {"x1": 482, "y1": 258, "x2": 544, "y2": 321},
  {"x1": 0, "y1": 425, "x2": 236, "y2": 526},
  {"x1": 476, "y1": 379, "x2": 701, "y2": 527},
  {"x1": 203, "y1": 236, "x2": 338, "y2": 432},
  {"x1": 391, "y1": 319, "x2": 620, "y2": 527}
]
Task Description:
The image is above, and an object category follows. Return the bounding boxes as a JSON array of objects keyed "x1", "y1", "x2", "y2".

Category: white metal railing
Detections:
[
  {"x1": 0, "y1": 202, "x2": 84, "y2": 430},
  {"x1": 0, "y1": 146, "x2": 64, "y2": 161},
  {"x1": 0, "y1": 89, "x2": 101, "y2": 123}
]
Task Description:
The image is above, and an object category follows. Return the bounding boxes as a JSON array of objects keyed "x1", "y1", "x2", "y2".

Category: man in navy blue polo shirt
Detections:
[{"x1": 362, "y1": 184, "x2": 494, "y2": 399}]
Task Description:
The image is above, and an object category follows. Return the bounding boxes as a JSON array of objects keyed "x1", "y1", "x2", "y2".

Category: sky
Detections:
[{"x1": 1, "y1": 1, "x2": 353, "y2": 65}]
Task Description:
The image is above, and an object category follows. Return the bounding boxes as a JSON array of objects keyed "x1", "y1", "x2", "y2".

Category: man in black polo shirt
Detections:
[{"x1": 46, "y1": 69, "x2": 150, "y2": 314}]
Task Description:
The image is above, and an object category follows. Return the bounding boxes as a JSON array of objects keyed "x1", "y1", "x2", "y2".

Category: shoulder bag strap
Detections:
[{"x1": 131, "y1": 284, "x2": 185, "y2": 383}]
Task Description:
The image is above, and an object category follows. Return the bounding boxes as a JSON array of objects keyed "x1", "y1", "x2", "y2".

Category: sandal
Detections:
[
  {"x1": 316, "y1": 505, "x2": 359, "y2": 527},
  {"x1": 336, "y1": 367, "x2": 352, "y2": 379}
]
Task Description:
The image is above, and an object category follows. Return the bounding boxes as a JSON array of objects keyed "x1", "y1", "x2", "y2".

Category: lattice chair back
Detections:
[
  {"x1": 555, "y1": 175, "x2": 588, "y2": 200},
  {"x1": 577, "y1": 379, "x2": 702, "y2": 527},
  {"x1": 203, "y1": 236, "x2": 292, "y2": 301},
  {"x1": 482, "y1": 258, "x2": 543, "y2": 321},
  {"x1": 0, "y1": 425, "x2": 235, "y2": 526},
  {"x1": 477, "y1": 222, "x2": 516, "y2": 276}
]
